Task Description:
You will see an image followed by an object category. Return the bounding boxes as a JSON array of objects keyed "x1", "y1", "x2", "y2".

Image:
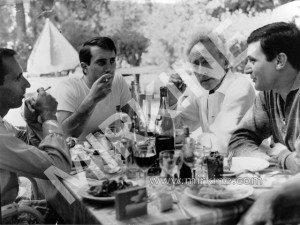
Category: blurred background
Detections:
[{"x1": 1, "y1": 0, "x2": 299, "y2": 126}]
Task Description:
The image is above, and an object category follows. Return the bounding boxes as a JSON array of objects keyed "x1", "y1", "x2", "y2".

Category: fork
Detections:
[
  {"x1": 171, "y1": 192, "x2": 192, "y2": 219},
  {"x1": 222, "y1": 169, "x2": 261, "y2": 177}
]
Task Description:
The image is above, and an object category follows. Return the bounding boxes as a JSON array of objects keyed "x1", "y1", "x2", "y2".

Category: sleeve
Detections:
[
  {"x1": 118, "y1": 75, "x2": 131, "y2": 107},
  {"x1": 52, "y1": 79, "x2": 78, "y2": 113},
  {"x1": 228, "y1": 92, "x2": 272, "y2": 160},
  {"x1": 174, "y1": 93, "x2": 201, "y2": 130},
  {"x1": 0, "y1": 120, "x2": 71, "y2": 179},
  {"x1": 208, "y1": 77, "x2": 256, "y2": 154},
  {"x1": 280, "y1": 138, "x2": 300, "y2": 173}
]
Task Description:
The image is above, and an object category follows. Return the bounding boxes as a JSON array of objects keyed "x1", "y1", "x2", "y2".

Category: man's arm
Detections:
[
  {"x1": 58, "y1": 74, "x2": 113, "y2": 138},
  {"x1": 206, "y1": 76, "x2": 256, "y2": 154},
  {"x1": 174, "y1": 93, "x2": 201, "y2": 130},
  {"x1": 0, "y1": 91, "x2": 71, "y2": 178},
  {"x1": 239, "y1": 172, "x2": 300, "y2": 225},
  {"x1": 267, "y1": 139, "x2": 300, "y2": 174},
  {"x1": 228, "y1": 92, "x2": 272, "y2": 160}
]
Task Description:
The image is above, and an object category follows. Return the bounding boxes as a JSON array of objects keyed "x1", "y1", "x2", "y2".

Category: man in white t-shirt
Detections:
[
  {"x1": 53, "y1": 37, "x2": 131, "y2": 140},
  {"x1": 174, "y1": 27, "x2": 256, "y2": 154}
]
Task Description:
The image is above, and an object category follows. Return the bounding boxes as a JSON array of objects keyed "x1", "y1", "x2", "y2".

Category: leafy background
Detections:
[{"x1": 0, "y1": 0, "x2": 295, "y2": 73}]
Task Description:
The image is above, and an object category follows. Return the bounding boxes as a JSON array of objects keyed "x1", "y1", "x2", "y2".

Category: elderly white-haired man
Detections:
[{"x1": 174, "y1": 26, "x2": 256, "y2": 154}]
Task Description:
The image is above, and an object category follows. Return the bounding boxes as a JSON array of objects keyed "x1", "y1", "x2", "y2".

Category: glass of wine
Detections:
[
  {"x1": 133, "y1": 140, "x2": 156, "y2": 186},
  {"x1": 159, "y1": 150, "x2": 183, "y2": 188}
]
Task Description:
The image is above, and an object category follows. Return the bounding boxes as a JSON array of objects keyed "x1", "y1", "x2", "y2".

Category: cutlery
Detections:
[
  {"x1": 171, "y1": 192, "x2": 192, "y2": 219},
  {"x1": 222, "y1": 169, "x2": 261, "y2": 177}
]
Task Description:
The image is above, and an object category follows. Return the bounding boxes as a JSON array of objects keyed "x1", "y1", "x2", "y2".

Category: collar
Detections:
[
  {"x1": 291, "y1": 72, "x2": 300, "y2": 91},
  {"x1": 203, "y1": 70, "x2": 235, "y2": 96}
]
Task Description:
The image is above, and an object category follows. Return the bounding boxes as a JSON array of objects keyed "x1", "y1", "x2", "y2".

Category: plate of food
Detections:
[
  {"x1": 78, "y1": 177, "x2": 137, "y2": 202},
  {"x1": 184, "y1": 184, "x2": 253, "y2": 206},
  {"x1": 227, "y1": 157, "x2": 269, "y2": 173},
  {"x1": 71, "y1": 145, "x2": 92, "y2": 168}
]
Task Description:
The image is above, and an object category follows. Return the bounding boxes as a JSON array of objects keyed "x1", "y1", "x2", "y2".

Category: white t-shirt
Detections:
[{"x1": 52, "y1": 73, "x2": 131, "y2": 140}]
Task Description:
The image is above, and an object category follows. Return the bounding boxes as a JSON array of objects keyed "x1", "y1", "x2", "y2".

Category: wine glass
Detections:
[
  {"x1": 133, "y1": 141, "x2": 156, "y2": 186},
  {"x1": 104, "y1": 125, "x2": 124, "y2": 162},
  {"x1": 196, "y1": 135, "x2": 213, "y2": 178},
  {"x1": 182, "y1": 146, "x2": 200, "y2": 179},
  {"x1": 159, "y1": 150, "x2": 183, "y2": 189}
]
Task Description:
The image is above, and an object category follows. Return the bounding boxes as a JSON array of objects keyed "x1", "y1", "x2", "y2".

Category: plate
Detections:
[
  {"x1": 184, "y1": 185, "x2": 253, "y2": 206},
  {"x1": 77, "y1": 185, "x2": 115, "y2": 202},
  {"x1": 229, "y1": 157, "x2": 269, "y2": 172}
]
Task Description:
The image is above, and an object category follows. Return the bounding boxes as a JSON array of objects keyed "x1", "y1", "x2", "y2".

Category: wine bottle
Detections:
[
  {"x1": 180, "y1": 126, "x2": 192, "y2": 179},
  {"x1": 129, "y1": 81, "x2": 141, "y2": 132},
  {"x1": 148, "y1": 87, "x2": 175, "y2": 176}
]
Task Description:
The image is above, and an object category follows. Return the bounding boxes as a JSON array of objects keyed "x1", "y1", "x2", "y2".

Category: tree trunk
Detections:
[{"x1": 15, "y1": 2, "x2": 26, "y2": 40}]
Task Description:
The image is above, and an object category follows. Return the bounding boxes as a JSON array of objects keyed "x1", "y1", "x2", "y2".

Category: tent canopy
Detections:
[{"x1": 27, "y1": 18, "x2": 79, "y2": 74}]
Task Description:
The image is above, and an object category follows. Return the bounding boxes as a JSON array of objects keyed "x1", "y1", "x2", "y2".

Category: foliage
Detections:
[
  {"x1": 206, "y1": 0, "x2": 295, "y2": 17},
  {"x1": 112, "y1": 29, "x2": 150, "y2": 66},
  {"x1": 0, "y1": 0, "x2": 294, "y2": 72}
]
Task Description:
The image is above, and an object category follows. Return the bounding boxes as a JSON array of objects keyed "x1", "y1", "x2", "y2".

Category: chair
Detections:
[
  {"x1": 1, "y1": 177, "x2": 45, "y2": 224},
  {"x1": 1, "y1": 202, "x2": 44, "y2": 224}
]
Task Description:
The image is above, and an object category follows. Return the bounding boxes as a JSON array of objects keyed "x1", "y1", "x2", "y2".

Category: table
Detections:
[{"x1": 44, "y1": 173, "x2": 253, "y2": 225}]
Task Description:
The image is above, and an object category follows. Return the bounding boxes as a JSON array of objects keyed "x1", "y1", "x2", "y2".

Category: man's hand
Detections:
[
  {"x1": 32, "y1": 89, "x2": 57, "y2": 122},
  {"x1": 267, "y1": 142, "x2": 287, "y2": 158},
  {"x1": 88, "y1": 73, "x2": 113, "y2": 103},
  {"x1": 238, "y1": 192, "x2": 275, "y2": 225}
]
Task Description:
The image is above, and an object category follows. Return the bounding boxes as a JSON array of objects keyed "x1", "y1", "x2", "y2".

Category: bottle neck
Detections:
[{"x1": 159, "y1": 96, "x2": 168, "y2": 110}]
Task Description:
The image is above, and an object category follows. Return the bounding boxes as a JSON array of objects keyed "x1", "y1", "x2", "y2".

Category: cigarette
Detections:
[
  {"x1": 37, "y1": 86, "x2": 51, "y2": 93},
  {"x1": 44, "y1": 86, "x2": 51, "y2": 91}
]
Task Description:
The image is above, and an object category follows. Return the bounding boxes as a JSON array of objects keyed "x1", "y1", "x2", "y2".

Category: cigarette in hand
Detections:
[{"x1": 37, "y1": 86, "x2": 51, "y2": 94}]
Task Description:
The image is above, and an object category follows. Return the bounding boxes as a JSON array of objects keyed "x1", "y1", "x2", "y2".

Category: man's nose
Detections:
[
  {"x1": 23, "y1": 76, "x2": 31, "y2": 89},
  {"x1": 244, "y1": 62, "x2": 252, "y2": 75}
]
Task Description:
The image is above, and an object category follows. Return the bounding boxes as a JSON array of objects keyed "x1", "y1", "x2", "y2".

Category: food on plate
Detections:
[
  {"x1": 70, "y1": 144, "x2": 92, "y2": 160},
  {"x1": 87, "y1": 177, "x2": 136, "y2": 197},
  {"x1": 190, "y1": 184, "x2": 247, "y2": 200}
]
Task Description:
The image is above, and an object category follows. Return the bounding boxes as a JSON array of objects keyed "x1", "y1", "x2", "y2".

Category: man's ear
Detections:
[
  {"x1": 275, "y1": 53, "x2": 288, "y2": 70},
  {"x1": 80, "y1": 62, "x2": 88, "y2": 75}
]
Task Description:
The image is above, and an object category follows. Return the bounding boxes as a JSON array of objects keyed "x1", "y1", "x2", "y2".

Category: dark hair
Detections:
[
  {"x1": 0, "y1": 48, "x2": 17, "y2": 85},
  {"x1": 79, "y1": 37, "x2": 117, "y2": 65},
  {"x1": 247, "y1": 22, "x2": 300, "y2": 70}
]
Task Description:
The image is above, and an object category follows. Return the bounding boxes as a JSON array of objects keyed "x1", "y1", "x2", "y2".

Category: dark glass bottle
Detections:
[
  {"x1": 148, "y1": 87, "x2": 175, "y2": 176},
  {"x1": 180, "y1": 126, "x2": 192, "y2": 179}
]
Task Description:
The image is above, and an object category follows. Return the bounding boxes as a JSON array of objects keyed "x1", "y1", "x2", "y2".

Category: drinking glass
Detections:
[
  {"x1": 133, "y1": 141, "x2": 156, "y2": 186},
  {"x1": 196, "y1": 135, "x2": 213, "y2": 178},
  {"x1": 182, "y1": 147, "x2": 200, "y2": 179},
  {"x1": 104, "y1": 125, "x2": 124, "y2": 161},
  {"x1": 159, "y1": 150, "x2": 183, "y2": 188}
]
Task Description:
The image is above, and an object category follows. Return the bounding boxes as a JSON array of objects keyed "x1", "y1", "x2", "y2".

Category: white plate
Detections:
[
  {"x1": 184, "y1": 185, "x2": 253, "y2": 207},
  {"x1": 77, "y1": 185, "x2": 115, "y2": 202},
  {"x1": 229, "y1": 157, "x2": 269, "y2": 172}
]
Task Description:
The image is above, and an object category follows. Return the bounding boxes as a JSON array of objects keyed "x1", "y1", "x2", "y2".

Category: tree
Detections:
[
  {"x1": 112, "y1": 29, "x2": 150, "y2": 67},
  {"x1": 206, "y1": 0, "x2": 296, "y2": 17}
]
